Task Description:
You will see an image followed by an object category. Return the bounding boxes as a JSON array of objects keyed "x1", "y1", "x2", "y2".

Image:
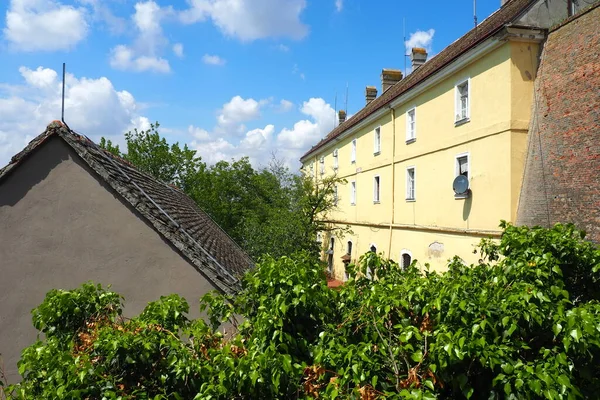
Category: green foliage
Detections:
[
  {"x1": 8, "y1": 223, "x2": 600, "y2": 399},
  {"x1": 99, "y1": 124, "x2": 344, "y2": 260}
]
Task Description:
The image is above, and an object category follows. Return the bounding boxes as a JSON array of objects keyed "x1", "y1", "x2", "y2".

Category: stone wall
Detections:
[{"x1": 517, "y1": 4, "x2": 600, "y2": 242}]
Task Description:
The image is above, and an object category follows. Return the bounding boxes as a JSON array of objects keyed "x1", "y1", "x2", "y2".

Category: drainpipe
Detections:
[{"x1": 387, "y1": 106, "x2": 396, "y2": 257}]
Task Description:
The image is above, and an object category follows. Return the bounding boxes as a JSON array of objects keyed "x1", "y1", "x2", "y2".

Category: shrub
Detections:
[{"x1": 6, "y1": 223, "x2": 600, "y2": 399}]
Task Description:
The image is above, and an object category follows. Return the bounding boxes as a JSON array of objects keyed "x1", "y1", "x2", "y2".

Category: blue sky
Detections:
[{"x1": 0, "y1": 0, "x2": 501, "y2": 169}]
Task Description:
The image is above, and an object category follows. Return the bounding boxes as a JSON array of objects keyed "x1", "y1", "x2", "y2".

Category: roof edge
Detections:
[{"x1": 300, "y1": 0, "x2": 539, "y2": 162}]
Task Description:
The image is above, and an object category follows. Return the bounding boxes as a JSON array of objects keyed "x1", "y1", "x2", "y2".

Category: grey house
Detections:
[{"x1": 0, "y1": 121, "x2": 253, "y2": 381}]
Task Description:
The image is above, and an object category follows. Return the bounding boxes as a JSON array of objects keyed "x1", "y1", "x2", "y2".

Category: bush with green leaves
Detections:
[{"x1": 5, "y1": 223, "x2": 600, "y2": 399}]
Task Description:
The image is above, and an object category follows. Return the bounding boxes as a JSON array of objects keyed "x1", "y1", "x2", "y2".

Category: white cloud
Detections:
[
  {"x1": 278, "y1": 99, "x2": 294, "y2": 112},
  {"x1": 188, "y1": 125, "x2": 210, "y2": 141},
  {"x1": 292, "y1": 63, "x2": 306, "y2": 80},
  {"x1": 275, "y1": 44, "x2": 290, "y2": 52},
  {"x1": 18, "y1": 66, "x2": 58, "y2": 88},
  {"x1": 335, "y1": 0, "x2": 343, "y2": 12},
  {"x1": 172, "y1": 43, "x2": 184, "y2": 58},
  {"x1": 80, "y1": 0, "x2": 127, "y2": 35},
  {"x1": 110, "y1": 45, "x2": 171, "y2": 73},
  {"x1": 215, "y1": 96, "x2": 268, "y2": 135},
  {"x1": 0, "y1": 65, "x2": 149, "y2": 166},
  {"x1": 186, "y1": 96, "x2": 334, "y2": 168},
  {"x1": 4, "y1": 0, "x2": 88, "y2": 51},
  {"x1": 277, "y1": 98, "x2": 335, "y2": 151},
  {"x1": 190, "y1": 137, "x2": 236, "y2": 165},
  {"x1": 240, "y1": 124, "x2": 274, "y2": 150},
  {"x1": 109, "y1": 1, "x2": 172, "y2": 73},
  {"x1": 405, "y1": 29, "x2": 435, "y2": 54},
  {"x1": 202, "y1": 54, "x2": 226, "y2": 66},
  {"x1": 179, "y1": 0, "x2": 308, "y2": 41}
]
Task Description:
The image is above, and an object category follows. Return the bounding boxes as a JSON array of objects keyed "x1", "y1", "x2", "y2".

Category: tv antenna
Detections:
[
  {"x1": 344, "y1": 82, "x2": 349, "y2": 116},
  {"x1": 61, "y1": 63, "x2": 71, "y2": 131},
  {"x1": 333, "y1": 91, "x2": 338, "y2": 127},
  {"x1": 403, "y1": 18, "x2": 408, "y2": 75},
  {"x1": 473, "y1": 0, "x2": 478, "y2": 28}
]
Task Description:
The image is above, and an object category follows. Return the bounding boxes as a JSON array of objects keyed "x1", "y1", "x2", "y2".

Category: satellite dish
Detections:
[{"x1": 453, "y1": 175, "x2": 470, "y2": 196}]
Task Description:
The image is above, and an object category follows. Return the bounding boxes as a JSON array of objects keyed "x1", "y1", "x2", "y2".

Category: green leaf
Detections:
[{"x1": 411, "y1": 350, "x2": 423, "y2": 363}]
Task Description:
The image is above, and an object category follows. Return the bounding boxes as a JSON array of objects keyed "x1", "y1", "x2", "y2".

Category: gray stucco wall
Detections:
[{"x1": 0, "y1": 137, "x2": 216, "y2": 382}]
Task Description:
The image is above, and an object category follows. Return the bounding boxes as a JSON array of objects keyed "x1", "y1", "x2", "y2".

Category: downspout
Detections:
[{"x1": 387, "y1": 106, "x2": 396, "y2": 257}]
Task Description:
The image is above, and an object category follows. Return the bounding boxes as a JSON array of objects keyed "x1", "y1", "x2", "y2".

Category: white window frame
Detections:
[
  {"x1": 455, "y1": 78, "x2": 470, "y2": 124},
  {"x1": 344, "y1": 240, "x2": 353, "y2": 281},
  {"x1": 406, "y1": 107, "x2": 416, "y2": 143},
  {"x1": 400, "y1": 249, "x2": 412, "y2": 270},
  {"x1": 406, "y1": 166, "x2": 416, "y2": 201},
  {"x1": 346, "y1": 240, "x2": 353, "y2": 256},
  {"x1": 373, "y1": 126, "x2": 381, "y2": 155},
  {"x1": 351, "y1": 139, "x2": 357, "y2": 163},
  {"x1": 333, "y1": 149, "x2": 339, "y2": 170},
  {"x1": 319, "y1": 156, "x2": 325, "y2": 175},
  {"x1": 455, "y1": 152, "x2": 470, "y2": 179},
  {"x1": 350, "y1": 180, "x2": 356, "y2": 205},
  {"x1": 373, "y1": 175, "x2": 380, "y2": 203}
]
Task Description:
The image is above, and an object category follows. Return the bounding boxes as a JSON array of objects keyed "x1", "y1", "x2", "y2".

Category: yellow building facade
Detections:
[{"x1": 300, "y1": 2, "x2": 553, "y2": 279}]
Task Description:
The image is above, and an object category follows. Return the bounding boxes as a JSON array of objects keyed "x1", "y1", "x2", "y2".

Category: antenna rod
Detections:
[
  {"x1": 334, "y1": 91, "x2": 337, "y2": 127},
  {"x1": 403, "y1": 18, "x2": 407, "y2": 75},
  {"x1": 474, "y1": 0, "x2": 477, "y2": 27},
  {"x1": 345, "y1": 82, "x2": 349, "y2": 115},
  {"x1": 61, "y1": 63, "x2": 66, "y2": 124},
  {"x1": 60, "y1": 62, "x2": 72, "y2": 132}
]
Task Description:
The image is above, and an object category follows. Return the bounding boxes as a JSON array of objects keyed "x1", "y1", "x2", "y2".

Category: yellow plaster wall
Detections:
[{"x1": 305, "y1": 41, "x2": 538, "y2": 280}]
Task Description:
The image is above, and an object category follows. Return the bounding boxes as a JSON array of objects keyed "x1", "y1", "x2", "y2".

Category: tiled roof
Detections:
[
  {"x1": 0, "y1": 121, "x2": 253, "y2": 295},
  {"x1": 300, "y1": 0, "x2": 536, "y2": 161}
]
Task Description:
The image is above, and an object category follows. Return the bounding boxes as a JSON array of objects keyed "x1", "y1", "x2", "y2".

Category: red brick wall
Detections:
[{"x1": 517, "y1": 4, "x2": 600, "y2": 243}]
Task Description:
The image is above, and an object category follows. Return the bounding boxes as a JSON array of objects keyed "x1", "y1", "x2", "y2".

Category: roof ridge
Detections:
[
  {"x1": 302, "y1": 0, "x2": 536, "y2": 161},
  {"x1": 1, "y1": 121, "x2": 253, "y2": 295}
]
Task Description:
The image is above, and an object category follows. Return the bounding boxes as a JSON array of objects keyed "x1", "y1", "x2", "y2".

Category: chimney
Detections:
[
  {"x1": 338, "y1": 110, "x2": 347, "y2": 125},
  {"x1": 411, "y1": 48, "x2": 428, "y2": 70},
  {"x1": 365, "y1": 86, "x2": 378, "y2": 105},
  {"x1": 501, "y1": 0, "x2": 509, "y2": 5},
  {"x1": 381, "y1": 69, "x2": 403, "y2": 93}
]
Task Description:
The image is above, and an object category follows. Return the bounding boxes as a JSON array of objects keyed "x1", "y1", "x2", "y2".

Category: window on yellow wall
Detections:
[
  {"x1": 401, "y1": 251, "x2": 412, "y2": 270},
  {"x1": 319, "y1": 156, "x2": 325, "y2": 175},
  {"x1": 406, "y1": 167, "x2": 416, "y2": 201},
  {"x1": 333, "y1": 149, "x2": 339, "y2": 170},
  {"x1": 350, "y1": 180, "x2": 356, "y2": 205},
  {"x1": 374, "y1": 127, "x2": 381, "y2": 155},
  {"x1": 373, "y1": 175, "x2": 380, "y2": 203},
  {"x1": 455, "y1": 79, "x2": 470, "y2": 123},
  {"x1": 455, "y1": 153, "x2": 469, "y2": 180},
  {"x1": 406, "y1": 108, "x2": 416, "y2": 143},
  {"x1": 351, "y1": 139, "x2": 357, "y2": 163}
]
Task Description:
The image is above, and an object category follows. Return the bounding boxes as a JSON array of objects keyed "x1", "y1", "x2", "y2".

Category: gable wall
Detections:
[
  {"x1": 0, "y1": 136, "x2": 216, "y2": 381},
  {"x1": 516, "y1": 4, "x2": 600, "y2": 242}
]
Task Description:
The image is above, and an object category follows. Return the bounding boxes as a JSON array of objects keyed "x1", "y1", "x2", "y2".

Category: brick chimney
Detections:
[
  {"x1": 365, "y1": 86, "x2": 378, "y2": 105},
  {"x1": 411, "y1": 48, "x2": 428, "y2": 70},
  {"x1": 338, "y1": 110, "x2": 347, "y2": 125},
  {"x1": 381, "y1": 69, "x2": 403, "y2": 93}
]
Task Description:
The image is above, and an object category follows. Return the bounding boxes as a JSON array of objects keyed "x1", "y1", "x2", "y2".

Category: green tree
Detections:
[
  {"x1": 7, "y1": 223, "x2": 600, "y2": 399},
  {"x1": 99, "y1": 124, "x2": 344, "y2": 261},
  {"x1": 100, "y1": 122, "x2": 205, "y2": 192}
]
